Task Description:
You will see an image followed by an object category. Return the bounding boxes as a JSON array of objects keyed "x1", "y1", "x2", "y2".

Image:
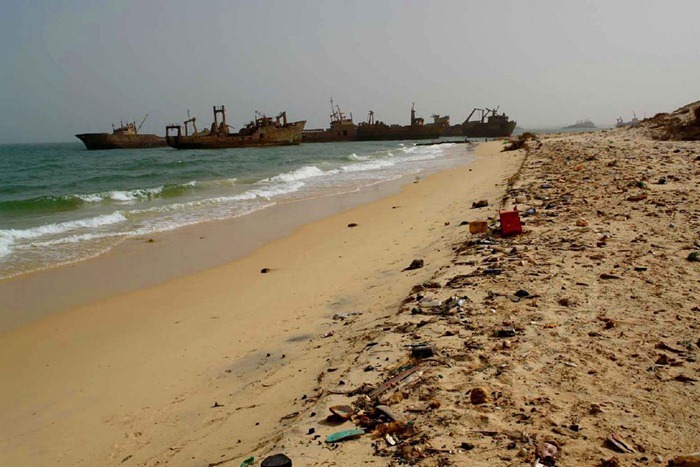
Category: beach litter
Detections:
[
  {"x1": 403, "y1": 259, "x2": 424, "y2": 271},
  {"x1": 499, "y1": 209, "x2": 522, "y2": 236},
  {"x1": 535, "y1": 442, "x2": 558, "y2": 465},
  {"x1": 410, "y1": 344, "x2": 435, "y2": 359},
  {"x1": 261, "y1": 453, "x2": 292, "y2": 467},
  {"x1": 469, "y1": 387, "x2": 489, "y2": 404},
  {"x1": 239, "y1": 456, "x2": 254, "y2": 467},
  {"x1": 321, "y1": 330, "x2": 334, "y2": 338},
  {"x1": 328, "y1": 405, "x2": 354, "y2": 421},
  {"x1": 332, "y1": 312, "x2": 361, "y2": 320},
  {"x1": 472, "y1": 199, "x2": 488, "y2": 208},
  {"x1": 469, "y1": 221, "x2": 488, "y2": 234},
  {"x1": 605, "y1": 433, "x2": 636, "y2": 454},
  {"x1": 325, "y1": 428, "x2": 364, "y2": 443}
]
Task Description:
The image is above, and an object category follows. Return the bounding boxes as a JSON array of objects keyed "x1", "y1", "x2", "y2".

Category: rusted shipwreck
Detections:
[
  {"x1": 444, "y1": 107, "x2": 517, "y2": 138},
  {"x1": 76, "y1": 115, "x2": 166, "y2": 150},
  {"x1": 165, "y1": 106, "x2": 306, "y2": 149},
  {"x1": 356, "y1": 104, "x2": 445, "y2": 141},
  {"x1": 302, "y1": 99, "x2": 357, "y2": 143}
]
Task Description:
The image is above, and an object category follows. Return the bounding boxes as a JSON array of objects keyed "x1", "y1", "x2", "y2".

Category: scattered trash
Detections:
[
  {"x1": 599, "y1": 273, "x2": 621, "y2": 280},
  {"x1": 385, "y1": 434, "x2": 397, "y2": 446},
  {"x1": 469, "y1": 221, "x2": 488, "y2": 234},
  {"x1": 369, "y1": 365, "x2": 423, "y2": 399},
  {"x1": 469, "y1": 387, "x2": 489, "y2": 404},
  {"x1": 535, "y1": 442, "x2": 558, "y2": 465},
  {"x1": 328, "y1": 405, "x2": 354, "y2": 421},
  {"x1": 687, "y1": 251, "x2": 699, "y2": 262},
  {"x1": 403, "y1": 259, "x2": 424, "y2": 271},
  {"x1": 658, "y1": 177, "x2": 668, "y2": 185},
  {"x1": 332, "y1": 312, "x2": 362, "y2": 320},
  {"x1": 483, "y1": 268, "x2": 502, "y2": 275},
  {"x1": 522, "y1": 207, "x2": 537, "y2": 217},
  {"x1": 261, "y1": 453, "x2": 292, "y2": 467},
  {"x1": 419, "y1": 297, "x2": 442, "y2": 308},
  {"x1": 472, "y1": 199, "x2": 488, "y2": 208},
  {"x1": 373, "y1": 421, "x2": 408, "y2": 436},
  {"x1": 240, "y1": 456, "x2": 254, "y2": 467},
  {"x1": 605, "y1": 433, "x2": 636, "y2": 454},
  {"x1": 411, "y1": 344, "x2": 435, "y2": 359},
  {"x1": 321, "y1": 330, "x2": 334, "y2": 338},
  {"x1": 375, "y1": 405, "x2": 403, "y2": 422},
  {"x1": 499, "y1": 209, "x2": 522, "y2": 236},
  {"x1": 326, "y1": 428, "x2": 364, "y2": 443},
  {"x1": 515, "y1": 289, "x2": 530, "y2": 297},
  {"x1": 260, "y1": 268, "x2": 271, "y2": 274},
  {"x1": 494, "y1": 325, "x2": 516, "y2": 337},
  {"x1": 347, "y1": 223, "x2": 358, "y2": 228}
]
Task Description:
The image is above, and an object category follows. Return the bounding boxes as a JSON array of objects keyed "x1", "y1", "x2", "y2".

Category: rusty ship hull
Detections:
[
  {"x1": 462, "y1": 120, "x2": 516, "y2": 138},
  {"x1": 356, "y1": 125, "x2": 443, "y2": 141},
  {"x1": 302, "y1": 125, "x2": 357, "y2": 143},
  {"x1": 167, "y1": 122, "x2": 306, "y2": 149},
  {"x1": 75, "y1": 133, "x2": 167, "y2": 150}
]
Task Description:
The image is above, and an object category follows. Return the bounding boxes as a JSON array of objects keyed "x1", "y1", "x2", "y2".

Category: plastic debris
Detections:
[
  {"x1": 605, "y1": 433, "x2": 636, "y2": 454},
  {"x1": 472, "y1": 199, "x2": 488, "y2": 208},
  {"x1": 325, "y1": 428, "x2": 364, "y2": 443},
  {"x1": 240, "y1": 456, "x2": 254, "y2": 467},
  {"x1": 499, "y1": 209, "x2": 522, "y2": 236}
]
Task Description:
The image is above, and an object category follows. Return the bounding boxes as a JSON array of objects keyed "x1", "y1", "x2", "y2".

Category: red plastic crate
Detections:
[{"x1": 499, "y1": 209, "x2": 522, "y2": 236}]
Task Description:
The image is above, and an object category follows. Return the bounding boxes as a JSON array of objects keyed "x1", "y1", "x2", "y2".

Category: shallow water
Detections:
[{"x1": 0, "y1": 139, "x2": 474, "y2": 278}]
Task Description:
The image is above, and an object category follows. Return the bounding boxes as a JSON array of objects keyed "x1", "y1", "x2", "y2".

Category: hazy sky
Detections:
[{"x1": 1, "y1": 0, "x2": 699, "y2": 143}]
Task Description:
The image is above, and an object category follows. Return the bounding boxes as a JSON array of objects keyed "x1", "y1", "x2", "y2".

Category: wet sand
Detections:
[{"x1": 0, "y1": 141, "x2": 522, "y2": 465}]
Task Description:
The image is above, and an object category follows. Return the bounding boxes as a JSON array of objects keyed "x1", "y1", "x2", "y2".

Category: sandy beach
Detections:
[
  {"x1": 0, "y1": 141, "x2": 523, "y2": 465},
  {"x1": 3, "y1": 118, "x2": 699, "y2": 466}
]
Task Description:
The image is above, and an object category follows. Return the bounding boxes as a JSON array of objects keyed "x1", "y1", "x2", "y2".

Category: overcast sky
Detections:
[{"x1": 1, "y1": 0, "x2": 698, "y2": 143}]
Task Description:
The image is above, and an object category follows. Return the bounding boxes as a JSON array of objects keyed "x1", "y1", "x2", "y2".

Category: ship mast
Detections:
[{"x1": 136, "y1": 114, "x2": 149, "y2": 134}]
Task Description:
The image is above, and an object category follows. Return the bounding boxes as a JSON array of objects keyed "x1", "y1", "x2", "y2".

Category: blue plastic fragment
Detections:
[{"x1": 325, "y1": 428, "x2": 365, "y2": 443}]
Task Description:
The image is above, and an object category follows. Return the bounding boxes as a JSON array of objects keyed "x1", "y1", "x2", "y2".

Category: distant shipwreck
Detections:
[
  {"x1": 75, "y1": 115, "x2": 166, "y2": 150},
  {"x1": 165, "y1": 106, "x2": 306, "y2": 149},
  {"x1": 444, "y1": 107, "x2": 516, "y2": 138}
]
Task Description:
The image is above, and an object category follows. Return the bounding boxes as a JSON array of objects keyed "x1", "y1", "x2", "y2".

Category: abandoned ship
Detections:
[
  {"x1": 75, "y1": 115, "x2": 167, "y2": 150},
  {"x1": 563, "y1": 119, "x2": 596, "y2": 129},
  {"x1": 165, "y1": 106, "x2": 306, "y2": 150},
  {"x1": 355, "y1": 104, "x2": 444, "y2": 141},
  {"x1": 302, "y1": 100, "x2": 357, "y2": 143}
]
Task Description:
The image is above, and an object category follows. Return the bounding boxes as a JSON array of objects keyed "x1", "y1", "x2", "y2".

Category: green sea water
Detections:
[{"x1": 0, "y1": 139, "x2": 473, "y2": 278}]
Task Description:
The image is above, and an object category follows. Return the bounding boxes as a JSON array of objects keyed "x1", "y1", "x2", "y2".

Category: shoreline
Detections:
[
  {"x1": 0, "y1": 143, "x2": 475, "y2": 333},
  {"x1": 0, "y1": 140, "x2": 524, "y2": 466}
]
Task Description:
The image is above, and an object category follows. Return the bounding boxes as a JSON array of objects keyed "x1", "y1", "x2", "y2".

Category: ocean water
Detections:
[{"x1": 0, "y1": 139, "x2": 474, "y2": 279}]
